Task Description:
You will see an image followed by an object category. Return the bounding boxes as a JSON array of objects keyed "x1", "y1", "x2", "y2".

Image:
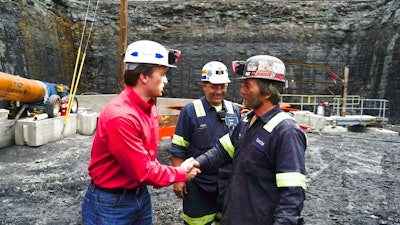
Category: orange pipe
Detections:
[{"x1": 0, "y1": 72, "x2": 46, "y2": 103}]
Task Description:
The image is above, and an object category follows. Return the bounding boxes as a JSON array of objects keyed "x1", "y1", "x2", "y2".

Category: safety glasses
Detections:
[{"x1": 206, "y1": 83, "x2": 228, "y2": 91}]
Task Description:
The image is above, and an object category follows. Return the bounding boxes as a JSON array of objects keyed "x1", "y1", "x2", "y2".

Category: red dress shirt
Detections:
[{"x1": 88, "y1": 86, "x2": 186, "y2": 189}]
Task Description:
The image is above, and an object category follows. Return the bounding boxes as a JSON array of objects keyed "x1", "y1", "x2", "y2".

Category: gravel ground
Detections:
[{"x1": 0, "y1": 126, "x2": 399, "y2": 225}]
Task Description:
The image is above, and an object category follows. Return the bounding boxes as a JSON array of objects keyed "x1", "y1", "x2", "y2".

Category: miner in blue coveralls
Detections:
[
  {"x1": 170, "y1": 61, "x2": 241, "y2": 225},
  {"x1": 195, "y1": 55, "x2": 307, "y2": 225}
]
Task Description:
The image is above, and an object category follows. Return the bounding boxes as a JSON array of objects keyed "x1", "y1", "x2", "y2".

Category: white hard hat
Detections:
[
  {"x1": 201, "y1": 61, "x2": 230, "y2": 84},
  {"x1": 124, "y1": 40, "x2": 178, "y2": 68},
  {"x1": 232, "y1": 55, "x2": 285, "y2": 83}
]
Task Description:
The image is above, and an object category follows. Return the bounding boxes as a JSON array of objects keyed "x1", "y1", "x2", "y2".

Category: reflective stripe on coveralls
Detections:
[
  {"x1": 193, "y1": 99, "x2": 207, "y2": 117},
  {"x1": 276, "y1": 172, "x2": 306, "y2": 189},
  {"x1": 218, "y1": 112, "x2": 306, "y2": 189},
  {"x1": 218, "y1": 134, "x2": 235, "y2": 159},
  {"x1": 172, "y1": 134, "x2": 190, "y2": 148},
  {"x1": 183, "y1": 213, "x2": 215, "y2": 225},
  {"x1": 172, "y1": 99, "x2": 237, "y2": 225},
  {"x1": 263, "y1": 111, "x2": 295, "y2": 132},
  {"x1": 172, "y1": 99, "x2": 235, "y2": 148},
  {"x1": 218, "y1": 112, "x2": 294, "y2": 159},
  {"x1": 264, "y1": 112, "x2": 307, "y2": 190},
  {"x1": 193, "y1": 99, "x2": 234, "y2": 117}
]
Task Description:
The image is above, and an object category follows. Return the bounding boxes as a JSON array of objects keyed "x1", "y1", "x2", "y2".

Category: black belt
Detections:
[{"x1": 90, "y1": 180, "x2": 143, "y2": 195}]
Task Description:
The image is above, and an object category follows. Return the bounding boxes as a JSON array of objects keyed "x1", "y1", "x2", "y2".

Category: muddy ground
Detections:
[{"x1": 0, "y1": 126, "x2": 399, "y2": 225}]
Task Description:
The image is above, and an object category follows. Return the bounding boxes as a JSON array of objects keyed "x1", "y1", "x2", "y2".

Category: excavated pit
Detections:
[{"x1": 0, "y1": 126, "x2": 399, "y2": 224}]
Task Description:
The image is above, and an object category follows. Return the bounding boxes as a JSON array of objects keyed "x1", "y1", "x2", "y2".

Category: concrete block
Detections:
[
  {"x1": 77, "y1": 107, "x2": 93, "y2": 114},
  {"x1": 0, "y1": 118, "x2": 14, "y2": 148},
  {"x1": 156, "y1": 97, "x2": 194, "y2": 116},
  {"x1": 321, "y1": 125, "x2": 348, "y2": 133},
  {"x1": 75, "y1": 94, "x2": 116, "y2": 113},
  {"x1": 15, "y1": 114, "x2": 77, "y2": 147},
  {"x1": 0, "y1": 109, "x2": 9, "y2": 118},
  {"x1": 77, "y1": 112, "x2": 98, "y2": 136},
  {"x1": 292, "y1": 111, "x2": 327, "y2": 131}
]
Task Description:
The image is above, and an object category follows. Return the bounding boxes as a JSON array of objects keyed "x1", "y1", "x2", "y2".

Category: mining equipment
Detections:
[{"x1": 0, "y1": 71, "x2": 78, "y2": 119}]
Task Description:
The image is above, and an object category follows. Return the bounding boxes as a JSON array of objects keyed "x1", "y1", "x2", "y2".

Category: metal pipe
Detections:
[
  {"x1": 33, "y1": 113, "x2": 49, "y2": 121},
  {"x1": 0, "y1": 72, "x2": 46, "y2": 103},
  {"x1": 341, "y1": 66, "x2": 349, "y2": 117}
]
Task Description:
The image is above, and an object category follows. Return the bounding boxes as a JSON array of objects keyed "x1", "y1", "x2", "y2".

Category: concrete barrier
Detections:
[
  {"x1": 14, "y1": 114, "x2": 77, "y2": 147},
  {"x1": 0, "y1": 109, "x2": 14, "y2": 148},
  {"x1": 75, "y1": 95, "x2": 194, "y2": 115},
  {"x1": 0, "y1": 96, "x2": 196, "y2": 148},
  {"x1": 292, "y1": 111, "x2": 327, "y2": 131},
  {"x1": 77, "y1": 110, "x2": 98, "y2": 136},
  {"x1": 75, "y1": 94, "x2": 116, "y2": 113}
]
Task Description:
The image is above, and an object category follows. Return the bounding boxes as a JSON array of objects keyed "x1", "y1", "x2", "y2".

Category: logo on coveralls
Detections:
[{"x1": 253, "y1": 136, "x2": 266, "y2": 152}]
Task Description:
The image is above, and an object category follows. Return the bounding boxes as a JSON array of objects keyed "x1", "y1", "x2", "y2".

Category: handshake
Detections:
[{"x1": 180, "y1": 157, "x2": 201, "y2": 181}]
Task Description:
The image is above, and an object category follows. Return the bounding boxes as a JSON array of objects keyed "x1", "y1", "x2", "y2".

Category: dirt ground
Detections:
[{"x1": 0, "y1": 125, "x2": 399, "y2": 225}]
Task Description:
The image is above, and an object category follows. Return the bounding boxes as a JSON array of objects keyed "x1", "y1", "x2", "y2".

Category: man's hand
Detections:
[
  {"x1": 173, "y1": 182, "x2": 187, "y2": 199},
  {"x1": 180, "y1": 157, "x2": 200, "y2": 172},
  {"x1": 172, "y1": 157, "x2": 200, "y2": 198},
  {"x1": 186, "y1": 166, "x2": 200, "y2": 181},
  {"x1": 179, "y1": 157, "x2": 201, "y2": 181}
]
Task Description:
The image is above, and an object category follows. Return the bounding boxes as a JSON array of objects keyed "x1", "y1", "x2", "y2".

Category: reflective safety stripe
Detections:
[
  {"x1": 223, "y1": 100, "x2": 234, "y2": 114},
  {"x1": 215, "y1": 211, "x2": 222, "y2": 220},
  {"x1": 263, "y1": 112, "x2": 296, "y2": 133},
  {"x1": 172, "y1": 134, "x2": 190, "y2": 148},
  {"x1": 193, "y1": 99, "x2": 206, "y2": 117},
  {"x1": 183, "y1": 212, "x2": 216, "y2": 225},
  {"x1": 194, "y1": 99, "x2": 235, "y2": 117},
  {"x1": 219, "y1": 134, "x2": 235, "y2": 159},
  {"x1": 276, "y1": 172, "x2": 306, "y2": 190},
  {"x1": 193, "y1": 99, "x2": 236, "y2": 158}
]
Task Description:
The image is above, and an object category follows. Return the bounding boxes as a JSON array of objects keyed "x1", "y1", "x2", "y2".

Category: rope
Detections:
[{"x1": 62, "y1": 0, "x2": 100, "y2": 135}]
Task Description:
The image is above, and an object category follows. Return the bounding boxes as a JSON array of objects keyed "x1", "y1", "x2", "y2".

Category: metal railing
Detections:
[
  {"x1": 280, "y1": 94, "x2": 361, "y2": 112},
  {"x1": 281, "y1": 94, "x2": 389, "y2": 125},
  {"x1": 331, "y1": 98, "x2": 389, "y2": 120}
]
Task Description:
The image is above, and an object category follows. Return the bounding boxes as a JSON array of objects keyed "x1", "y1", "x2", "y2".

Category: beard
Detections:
[{"x1": 244, "y1": 94, "x2": 263, "y2": 110}]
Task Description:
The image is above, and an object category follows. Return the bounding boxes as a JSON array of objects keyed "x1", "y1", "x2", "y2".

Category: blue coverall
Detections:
[
  {"x1": 196, "y1": 105, "x2": 307, "y2": 225},
  {"x1": 171, "y1": 96, "x2": 241, "y2": 224}
]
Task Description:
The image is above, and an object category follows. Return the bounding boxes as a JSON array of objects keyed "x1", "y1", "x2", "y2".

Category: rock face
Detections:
[{"x1": 0, "y1": 0, "x2": 399, "y2": 123}]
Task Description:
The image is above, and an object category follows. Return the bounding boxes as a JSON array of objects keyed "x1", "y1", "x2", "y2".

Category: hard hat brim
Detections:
[
  {"x1": 163, "y1": 64, "x2": 177, "y2": 68},
  {"x1": 123, "y1": 60, "x2": 177, "y2": 68},
  {"x1": 209, "y1": 78, "x2": 231, "y2": 84},
  {"x1": 235, "y1": 76, "x2": 285, "y2": 82}
]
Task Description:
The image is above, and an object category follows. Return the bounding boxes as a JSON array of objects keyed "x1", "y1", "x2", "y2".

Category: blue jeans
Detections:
[{"x1": 81, "y1": 184, "x2": 152, "y2": 225}]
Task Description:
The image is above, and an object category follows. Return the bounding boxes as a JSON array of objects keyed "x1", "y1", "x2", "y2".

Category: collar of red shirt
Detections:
[{"x1": 125, "y1": 86, "x2": 156, "y2": 115}]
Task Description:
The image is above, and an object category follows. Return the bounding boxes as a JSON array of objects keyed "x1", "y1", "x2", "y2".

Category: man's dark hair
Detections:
[
  {"x1": 124, "y1": 64, "x2": 155, "y2": 86},
  {"x1": 256, "y1": 79, "x2": 284, "y2": 105}
]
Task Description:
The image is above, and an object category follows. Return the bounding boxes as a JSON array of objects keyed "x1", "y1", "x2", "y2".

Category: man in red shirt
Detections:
[{"x1": 81, "y1": 40, "x2": 200, "y2": 225}]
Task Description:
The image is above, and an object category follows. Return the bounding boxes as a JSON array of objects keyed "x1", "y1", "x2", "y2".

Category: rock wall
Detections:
[{"x1": 0, "y1": 0, "x2": 399, "y2": 123}]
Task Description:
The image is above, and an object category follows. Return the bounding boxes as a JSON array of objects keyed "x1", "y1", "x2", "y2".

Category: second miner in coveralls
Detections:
[{"x1": 171, "y1": 61, "x2": 241, "y2": 225}]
